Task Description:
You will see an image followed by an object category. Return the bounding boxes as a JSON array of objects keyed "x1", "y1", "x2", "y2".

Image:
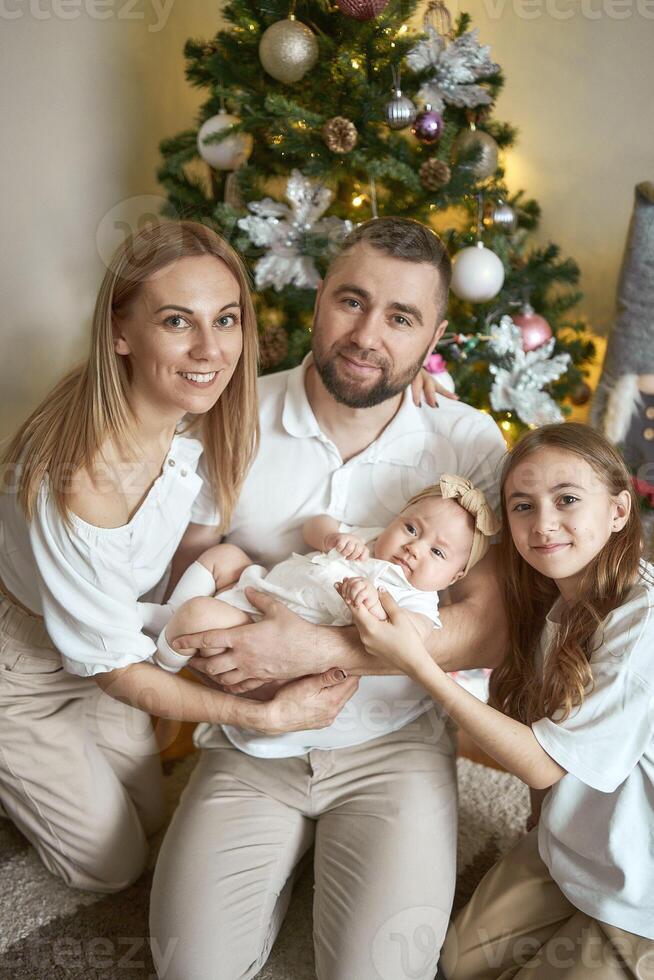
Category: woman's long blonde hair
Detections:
[
  {"x1": 489, "y1": 422, "x2": 643, "y2": 725},
  {"x1": 2, "y1": 221, "x2": 259, "y2": 532}
]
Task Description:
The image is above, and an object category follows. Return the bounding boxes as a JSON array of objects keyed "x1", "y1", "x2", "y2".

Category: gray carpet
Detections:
[{"x1": 0, "y1": 756, "x2": 529, "y2": 978}]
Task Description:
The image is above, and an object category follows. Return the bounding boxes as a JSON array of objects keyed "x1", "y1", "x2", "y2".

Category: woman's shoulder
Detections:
[{"x1": 62, "y1": 460, "x2": 125, "y2": 529}]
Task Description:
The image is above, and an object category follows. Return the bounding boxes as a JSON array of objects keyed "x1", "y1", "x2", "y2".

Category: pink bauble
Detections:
[
  {"x1": 336, "y1": 0, "x2": 389, "y2": 19},
  {"x1": 424, "y1": 353, "x2": 447, "y2": 374},
  {"x1": 513, "y1": 306, "x2": 552, "y2": 351}
]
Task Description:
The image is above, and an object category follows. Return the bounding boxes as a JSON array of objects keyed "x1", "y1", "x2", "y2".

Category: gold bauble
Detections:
[
  {"x1": 322, "y1": 116, "x2": 358, "y2": 154},
  {"x1": 453, "y1": 128, "x2": 499, "y2": 180},
  {"x1": 259, "y1": 18, "x2": 318, "y2": 84}
]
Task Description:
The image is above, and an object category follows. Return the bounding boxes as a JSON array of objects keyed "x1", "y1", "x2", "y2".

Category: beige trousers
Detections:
[
  {"x1": 150, "y1": 709, "x2": 458, "y2": 980},
  {"x1": 440, "y1": 827, "x2": 654, "y2": 979},
  {"x1": 0, "y1": 594, "x2": 165, "y2": 892}
]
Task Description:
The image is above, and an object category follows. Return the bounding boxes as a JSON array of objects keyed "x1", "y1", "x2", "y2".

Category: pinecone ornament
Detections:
[
  {"x1": 259, "y1": 322, "x2": 289, "y2": 370},
  {"x1": 322, "y1": 116, "x2": 358, "y2": 154},
  {"x1": 419, "y1": 158, "x2": 451, "y2": 191}
]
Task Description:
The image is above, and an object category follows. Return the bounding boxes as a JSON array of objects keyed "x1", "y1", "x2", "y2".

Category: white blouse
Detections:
[{"x1": 0, "y1": 433, "x2": 213, "y2": 677}]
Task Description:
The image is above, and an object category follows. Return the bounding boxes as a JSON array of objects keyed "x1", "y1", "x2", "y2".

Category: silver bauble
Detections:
[
  {"x1": 384, "y1": 89, "x2": 417, "y2": 130},
  {"x1": 453, "y1": 128, "x2": 499, "y2": 180},
  {"x1": 197, "y1": 112, "x2": 253, "y2": 171},
  {"x1": 259, "y1": 18, "x2": 318, "y2": 84},
  {"x1": 490, "y1": 201, "x2": 518, "y2": 233}
]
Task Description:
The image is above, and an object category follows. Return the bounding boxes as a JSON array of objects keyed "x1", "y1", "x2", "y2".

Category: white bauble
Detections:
[
  {"x1": 450, "y1": 242, "x2": 505, "y2": 303},
  {"x1": 197, "y1": 113, "x2": 253, "y2": 171}
]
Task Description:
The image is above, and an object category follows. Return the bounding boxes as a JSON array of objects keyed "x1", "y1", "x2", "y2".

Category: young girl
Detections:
[
  {"x1": 341, "y1": 422, "x2": 654, "y2": 978},
  {"x1": 139, "y1": 474, "x2": 499, "y2": 683}
]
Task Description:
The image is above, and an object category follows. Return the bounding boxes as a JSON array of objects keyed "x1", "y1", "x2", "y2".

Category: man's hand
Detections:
[
  {"x1": 259, "y1": 669, "x2": 360, "y2": 735},
  {"x1": 173, "y1": 587, "x2": 331, "y2": 688},
  {"x1": 324, "y1": 532, "x2": 370, "y2": 561}
]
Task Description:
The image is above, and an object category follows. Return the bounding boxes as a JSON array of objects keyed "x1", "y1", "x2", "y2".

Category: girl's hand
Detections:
[
  {"x1": 343, "y1": 588, "x2": 429, "y2": 674},
  {"x1": 324, "y1": 532, "x2": 370, "y2": 561},
  {"x1": 335, "y1": 576, "x2": 387, "y2": 619},
  {"x1": 411, "y1": 365, "x2": 459, "y2": 408}
]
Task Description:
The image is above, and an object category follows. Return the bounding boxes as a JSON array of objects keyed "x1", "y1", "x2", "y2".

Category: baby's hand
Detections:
[
  {"x1": 335, "y1": 577, "x2": 387, "y2": 621},
  {"x1": 324, "y1": 533, "x2": 370, "y2": 562}
]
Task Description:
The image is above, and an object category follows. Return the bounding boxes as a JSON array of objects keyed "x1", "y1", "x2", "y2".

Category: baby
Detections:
[{"x1": 139, "y1": 474, "x2": 499, "y2": 679}]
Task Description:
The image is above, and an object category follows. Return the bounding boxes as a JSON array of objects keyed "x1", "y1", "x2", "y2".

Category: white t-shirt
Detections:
[
  {"x1": 0, "y1": 432, "x2": 212, "y2": 676},
  {"x1": 532, "y1": 562, "x2": 654, "y2": 939},
  {"x1": 192, "y1": 353, "x2": 506, "y2": 758}
]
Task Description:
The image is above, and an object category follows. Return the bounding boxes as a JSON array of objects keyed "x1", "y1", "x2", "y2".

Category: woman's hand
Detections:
[
  {"x1": 344, "y1": 588, "x2": 430, "y2": 675},
  {"x1": 257, "y1": 669, "x2": 359, "y2": 735},
  {"x1": 411, "y1": 365, "x2": 459, "y2": 408}
]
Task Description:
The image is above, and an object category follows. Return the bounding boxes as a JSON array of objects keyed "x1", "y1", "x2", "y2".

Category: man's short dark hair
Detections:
[{"x1": 328, "y1": 216, "x2": 452, "y2": 321}]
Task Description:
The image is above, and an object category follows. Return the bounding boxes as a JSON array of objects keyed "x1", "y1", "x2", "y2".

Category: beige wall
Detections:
[{"x1": 1, "y1": 0, "x2": 652, "y2": 441}]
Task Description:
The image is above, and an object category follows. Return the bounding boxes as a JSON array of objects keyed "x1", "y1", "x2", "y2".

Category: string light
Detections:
[
  {"x1": 352, "y1": 194, "x2": 365, "y2": 207},
  {"x1": 398, "y1": 24, "x2": 408, "y2": 33},
  {"x1": 351, "y1": 58, "x2": 360, "y2": 69}
]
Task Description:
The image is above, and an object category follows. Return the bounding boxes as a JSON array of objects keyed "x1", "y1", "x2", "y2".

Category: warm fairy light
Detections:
[
  {"x1": 352, "y1": 194, "x2": 365, "y2": 207},
  {"x1": 351, "y1": 58, "x2": 360, "y2": 68},
  {"x1": 398, "y1": 24, "x2": 408, "y2": 32},
  {"x1": 248, "y1": 22, "x2": 256, "y2": 30},
  {"x1": 295, "y1": 120, "x2": 307, "y2": 130},
  {"x1": 271, "y1": 135, "x2": 283, "y2": 145},
  {"x1": 500, "y1": 420, "x2": 512, "y2": 432}
]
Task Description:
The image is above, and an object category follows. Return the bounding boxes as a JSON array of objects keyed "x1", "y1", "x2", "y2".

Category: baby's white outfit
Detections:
[
  {"x1": 153, "y1": 524, "x2": 440, "y2": 672},
  {"x1": 219, "y1": 525, "x2": 441, "y2": 628}
]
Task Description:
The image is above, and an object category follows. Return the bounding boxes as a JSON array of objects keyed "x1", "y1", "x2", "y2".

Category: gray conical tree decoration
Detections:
[{"x1": 591, "y1": 182, "x2": 654, "y2": 461}]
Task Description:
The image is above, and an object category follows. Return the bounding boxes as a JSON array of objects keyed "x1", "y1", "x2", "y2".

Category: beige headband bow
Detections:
[
  {"x1": 439, "y1": 473, "x2": 500, "y2": 576},
  {"x1": 439, "y1": 474, "x2": 501, "y2": 538}
]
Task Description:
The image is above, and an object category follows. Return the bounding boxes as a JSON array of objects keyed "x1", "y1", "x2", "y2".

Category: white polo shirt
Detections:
[{"x1": 191, "y1": 353, "x2": 506, "y2": 757}]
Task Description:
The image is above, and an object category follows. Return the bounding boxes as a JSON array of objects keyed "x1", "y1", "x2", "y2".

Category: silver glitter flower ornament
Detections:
[
  {"x1": 237, "y1": 170, "x2": 353, "y2": 291},
  {"x1": 407, "y1": 26, "x2": 499, "y2": 114},
  {"x1": 488, "y1": 316, "x2": 571, "y2": 426}
]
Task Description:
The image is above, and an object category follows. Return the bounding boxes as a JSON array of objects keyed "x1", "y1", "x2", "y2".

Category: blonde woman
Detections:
[{"x1": 0, "y1": 221, "x2": 358, "y2": 893}]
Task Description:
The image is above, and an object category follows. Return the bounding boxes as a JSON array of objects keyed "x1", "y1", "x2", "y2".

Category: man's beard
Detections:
[{"x1": 312, "y1": 339, "x2": 432, "y2": 409}]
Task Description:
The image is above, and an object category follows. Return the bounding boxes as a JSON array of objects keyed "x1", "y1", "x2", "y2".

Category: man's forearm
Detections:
[
  {"x1": 423, "y1": 597, "x2": 507, "y2": 672},
  {"x1": 310, "y1": 597, "x2": 506, "y2": 677}
]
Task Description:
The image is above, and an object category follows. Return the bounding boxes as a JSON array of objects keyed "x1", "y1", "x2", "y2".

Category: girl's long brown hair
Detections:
[
  {"x1": 489, "y1": 422, "x2": 643, "y2": 725},
  {"x1": 2, "y1": 221, "x2": 259, "y2": 533}
]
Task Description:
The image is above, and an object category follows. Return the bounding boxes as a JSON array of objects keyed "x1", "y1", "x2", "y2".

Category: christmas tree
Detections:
[{"x1": 158, "y1": 0, "x2": 595, "y2": 438}]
